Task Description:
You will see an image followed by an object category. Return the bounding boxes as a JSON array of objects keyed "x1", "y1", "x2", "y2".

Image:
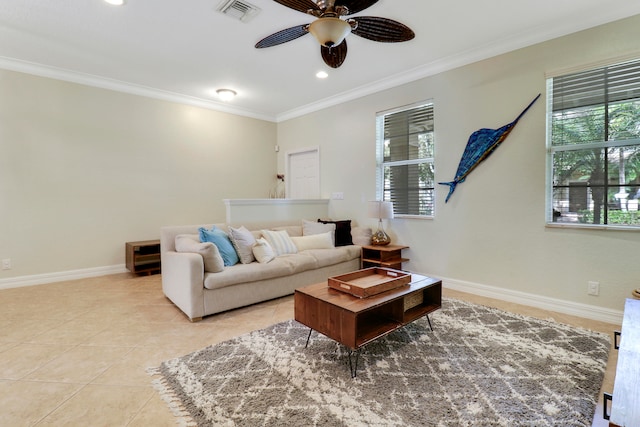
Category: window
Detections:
[
  {"x1": 547, "y1": 58, "x2": 640, "y2": 228},
  {"x1": 376, "y1": 101, "x2": 435, "y2": 217}
]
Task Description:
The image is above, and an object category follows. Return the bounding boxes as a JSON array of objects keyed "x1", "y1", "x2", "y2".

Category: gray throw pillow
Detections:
[
  {"x1": 228, "y1": 226, "x2": 257, "y2": 264},
  {"x1": 175, "y1": 234, "x2": 224, "y2": 273}
]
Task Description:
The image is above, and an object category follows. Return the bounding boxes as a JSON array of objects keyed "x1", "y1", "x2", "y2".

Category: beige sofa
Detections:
[{"x1": 160, "y1": 221, "x2": 369, "y2": 321}]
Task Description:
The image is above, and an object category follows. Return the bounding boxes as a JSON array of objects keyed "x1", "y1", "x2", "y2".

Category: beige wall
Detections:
[
  {"x1": 2, "y1": 15, "x2": 639, "y2": 315},
  {"x1": 277, "y1": 15, "x2": 640, "y2": 313},
  {"x1": 0, "y1": 70, "x2": 277, "y2": 278}
]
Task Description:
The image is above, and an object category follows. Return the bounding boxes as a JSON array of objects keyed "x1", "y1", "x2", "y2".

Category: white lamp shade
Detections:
[
  {"x1": 368, "y1": 201, "x2": 394, "y2": 220},
  {"x1": 308, "y1": 17, "x2": 351, "y2": 48}
]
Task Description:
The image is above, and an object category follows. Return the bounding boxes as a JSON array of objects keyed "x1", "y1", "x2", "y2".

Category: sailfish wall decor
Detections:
[{"x1": 439, "y1": 93, "x2": 541, "y2": 202}]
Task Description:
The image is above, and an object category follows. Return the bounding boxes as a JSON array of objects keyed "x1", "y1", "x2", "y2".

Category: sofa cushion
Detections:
[
  {"x1": 252, "y1": 237, "x2": 275, "y2": 264},
  {"x1": 302, "y1": 219, "x2": 336, "y2": 246},
  {"x1": 203, "y1": 258, "x2": 294, "y2": 290},
  {"x1": 261, "y1": 229, "x2": 298, "y2": 256},
  {"x1": 198, "y1": 226, "x2": 239, "y2": 266},
  {"x1": 174, "y1": 234, "x2": 224, "y2": 273},
  {"x1": 291, "y1": 231, "x2": 334, "y2": 251},
  {"x1": 303, "y1": 245, "x2": 361, "y2": 268},
  {"x1": 318, "y1": 219, "x2": 353, "y2": 246},
  {"x1": 278, "y1": 253, "x2": 318, "y2": 273},
  {"x1": 228, "y1": 226, "x2": 256, "y2": 264}
]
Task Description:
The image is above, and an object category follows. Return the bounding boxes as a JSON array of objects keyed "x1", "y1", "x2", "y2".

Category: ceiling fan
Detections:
[{"x1": 255, "y1": 0, "x2": 415, "y2": 68}]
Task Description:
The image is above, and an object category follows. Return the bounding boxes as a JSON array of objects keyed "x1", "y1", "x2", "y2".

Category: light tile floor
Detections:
[{"x1": 0, "y1": 273, "x2": 619, "y2": 426}]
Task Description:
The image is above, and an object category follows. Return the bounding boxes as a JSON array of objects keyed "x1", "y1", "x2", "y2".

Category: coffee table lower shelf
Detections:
[{"x1": 295, "y1": 273, "x2": 442, "y2": 377}]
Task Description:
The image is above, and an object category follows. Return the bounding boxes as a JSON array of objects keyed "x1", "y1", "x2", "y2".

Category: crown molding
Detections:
[
  {"x1": 276, "y1": 8, "x2": 640, "y2": 122},
  {"x1": 1, "y1": 6, "x2": 639, "y2": 124},
  {"x1": 0, "y1": 56, "x2": 277, "y2": 122}
]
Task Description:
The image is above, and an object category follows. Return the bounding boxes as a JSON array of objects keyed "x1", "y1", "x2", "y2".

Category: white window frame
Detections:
[
  {"x1": 376, "y1": 100, "x2": 435, "y2": 219},
  {"x1": 546, "y1": 58, "x2": 640, "y2": 230}
]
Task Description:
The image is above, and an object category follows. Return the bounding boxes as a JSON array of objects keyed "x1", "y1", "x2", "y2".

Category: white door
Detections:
[{"x1": 286, "y1": 147, "x2": 320, "y2": 199}]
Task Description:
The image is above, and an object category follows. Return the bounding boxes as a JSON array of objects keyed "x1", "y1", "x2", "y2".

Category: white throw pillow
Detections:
[
  {"x1": 302, "y1": 219, "x2": 336, "y2": 245},
  {"x1": 175, "y1": 234, "x2": 224, "y2": 273},
  {"x1": 228, "y1": 226, "x2": 256, "y2": 264},
  {"x1": 291, "y1": 231, "x2": 334, "y2": 251},
  {"x1": 351, "y1": 226, "x2": 373, "y2": 246},
  {"x1": 260, "y1": 229, "x2": 298, "y2": 256},
  {"x1": 271, "y1": 225, "x2": 302, "y2": 237},
  {"x1": 252, "y1": 238, "x2": 275, "y2": 263}
]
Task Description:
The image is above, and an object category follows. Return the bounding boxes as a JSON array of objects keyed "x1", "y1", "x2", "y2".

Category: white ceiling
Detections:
[{"x1": 1, "y1": 0, "x2": 639, "y2": 122}]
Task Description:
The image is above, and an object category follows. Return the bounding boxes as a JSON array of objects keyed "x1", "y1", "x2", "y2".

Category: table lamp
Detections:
[{"x1": 368, "y1": 201, "x2": 394, "y2": 245}]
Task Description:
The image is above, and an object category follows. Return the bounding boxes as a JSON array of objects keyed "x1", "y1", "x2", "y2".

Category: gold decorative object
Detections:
[{"x1": 368, "y1": 200, "x2": 394, "y2": 246}]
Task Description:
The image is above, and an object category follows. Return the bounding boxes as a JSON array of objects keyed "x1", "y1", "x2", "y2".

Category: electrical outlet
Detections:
[
  {"x1": 331, "y1": 192, "x2": 344, "y2": 200},
  {"x1": 1, "y1": 259, "x2": 11, "y2": 270},
  {"x1": 587, "y1": 281, "x2": 600, "y2": 296}
]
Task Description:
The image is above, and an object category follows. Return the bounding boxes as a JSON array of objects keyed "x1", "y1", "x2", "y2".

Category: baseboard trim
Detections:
[
  {"x1": 442, "y1": 276, "x2": 623, "y2": 325},
  {"x1": 0, "y1": 266, "x2": 625, "y2": 324},
  {"x1": 0, "y1": 264, "x2": 128, "y2": 290}
]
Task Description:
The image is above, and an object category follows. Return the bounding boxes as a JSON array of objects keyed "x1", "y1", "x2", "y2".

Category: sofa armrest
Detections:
[{"x1": 161, "y1": 251, "x2": 206, "y2": 321}]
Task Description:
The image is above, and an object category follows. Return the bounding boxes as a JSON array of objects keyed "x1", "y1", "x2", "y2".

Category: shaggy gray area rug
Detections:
[{"x1": 150, "y1": 298, "x2": 610, "y2": 426}]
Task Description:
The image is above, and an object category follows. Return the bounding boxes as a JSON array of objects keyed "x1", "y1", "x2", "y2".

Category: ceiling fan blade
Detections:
[
  {"x1": 255, "y1": 25, "x2": 309, "y2": 48},
  {"x1": 351, "y1": 16, "x2": 415, "y2": 42},
  {"x1": 321, "y1": 40, "x2": 348, "y2": 68},
  {"x1": 335, "y1": 0, "x2": 379, "y2": 15},
  {"x1": 273, "y1": 0, "x2": 321, "y2": 15}
]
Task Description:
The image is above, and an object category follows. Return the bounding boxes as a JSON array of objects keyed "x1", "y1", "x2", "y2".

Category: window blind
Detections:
[
  {"x1": 377, "y1": 101, "x2": 435, "y2": 217},
  {"x1": 547, "y1": 56, "x2": 640, "y2": 227},
  {"x1": 552, "y1": 58, "x2": 640, "y2": 111},
  {"x1": 383, "y1": 105, "x2": 434, "y2": 138}
]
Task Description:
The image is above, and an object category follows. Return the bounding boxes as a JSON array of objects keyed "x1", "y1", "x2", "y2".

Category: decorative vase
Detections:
[{"x1": 371, "y1": 221, "x2": 391, "y2": 245}]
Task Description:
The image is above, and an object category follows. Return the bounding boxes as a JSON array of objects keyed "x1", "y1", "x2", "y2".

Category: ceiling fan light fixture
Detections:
[
  {"x1": 308, "y1": 17, "x2": 351, "y2": 48},
  {"x1": 216, "y1": 89, "x2": 237, "y2": 101}
]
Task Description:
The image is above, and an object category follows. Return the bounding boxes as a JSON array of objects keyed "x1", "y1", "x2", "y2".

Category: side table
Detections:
[
  {"x1": 361, "y1": 244, "x2": 409, "y2": 270},
  {"x1": 125, "y1": 239, "x2": 161, "y2": 275}
]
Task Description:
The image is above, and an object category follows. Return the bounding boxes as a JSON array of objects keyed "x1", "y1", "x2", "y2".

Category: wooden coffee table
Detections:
[{"x1": 294, "y1": 273, "x2": 442, "y2": 377}]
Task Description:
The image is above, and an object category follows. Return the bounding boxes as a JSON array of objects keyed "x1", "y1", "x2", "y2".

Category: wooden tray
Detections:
[{"x1": 328, "y1": 267, "x2": 411, "y2": 298}]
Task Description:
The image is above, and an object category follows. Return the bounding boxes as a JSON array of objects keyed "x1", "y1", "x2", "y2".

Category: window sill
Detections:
[
  {"x1": 394, "y1": 214, "x2": 434, "y2": 220},
  {"x1": 545, "y1": 222, "x2": 640, "y2": 231}
]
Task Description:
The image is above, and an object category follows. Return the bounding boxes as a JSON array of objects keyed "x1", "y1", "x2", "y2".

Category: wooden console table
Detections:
[
  {"x1": 605, "y1": 298, "x2": 640, "y2": 426},
  {"x1": 294, "y1": 273, "x2": 441, "y2": 377}
]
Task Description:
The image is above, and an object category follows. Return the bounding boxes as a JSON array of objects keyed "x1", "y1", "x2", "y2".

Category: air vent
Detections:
[{"x1": 217, "y1": 0, "x2": 261, "y2": 23}]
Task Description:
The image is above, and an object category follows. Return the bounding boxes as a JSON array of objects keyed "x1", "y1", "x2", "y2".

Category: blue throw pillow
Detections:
[{"x1": 198, "y1": 226, "x2": 239, "y2": 266}]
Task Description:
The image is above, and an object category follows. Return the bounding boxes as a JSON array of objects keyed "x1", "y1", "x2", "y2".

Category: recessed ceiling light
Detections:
[
  {"x1": 104, "y1": 0, "x2": 125, "y2": 5},
  {"x1": 216, "y1": 89, "x2": 237, "y2": 102},
  {"x1": 316, "y1": 71, "x2": 329, "y2": 79}
]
